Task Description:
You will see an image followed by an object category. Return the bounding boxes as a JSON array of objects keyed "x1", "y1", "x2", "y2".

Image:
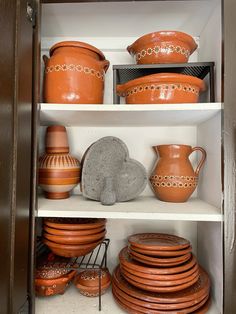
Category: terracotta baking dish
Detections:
[
  {"x1": 127, "y1": 31, "x2": 197, "y2": 64},
  {"x1": 117, "y1": 73, "x2": 206, "y2": 104}
]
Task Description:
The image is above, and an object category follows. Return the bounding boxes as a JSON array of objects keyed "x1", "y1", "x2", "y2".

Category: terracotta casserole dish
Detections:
[{"x1": 117, "y1": 73, "x2": 206, "y2": 104}]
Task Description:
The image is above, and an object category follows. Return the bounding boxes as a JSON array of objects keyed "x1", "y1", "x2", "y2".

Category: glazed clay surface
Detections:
[
  {"x1": 150, "y1": 144, "x2": 206, "y2": 202},
  {"x1": 127, "y1": 31, "x2": 197, "y2": 64},
  {"x1": 43, "y1": 41, "x2": 109, "y2": 104}
]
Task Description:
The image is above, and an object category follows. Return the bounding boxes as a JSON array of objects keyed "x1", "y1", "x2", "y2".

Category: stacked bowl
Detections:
[
  {"x1": 113, "y1": 233, "x2": 211, "y2": 313},
  {"x1": 43, "y1": 218, "x2": 106, "y2": 257}
]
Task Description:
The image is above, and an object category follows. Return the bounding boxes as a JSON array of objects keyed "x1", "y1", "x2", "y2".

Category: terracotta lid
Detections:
[
  {"x1": 117, "y1": 73, "x2": 206, "y2": 96},
  {"x1": 50, "y1": 41, "x2": 106, "y2": 61},
  {"x1": 128, "y1": 233, "x2": 190, "y2": 251},
  {"x1": 112, "y1": 265, "x2": 210, "y2": 304},
  {"x1": 127, "y1": 31, "x2": 197, "y2": 55}
]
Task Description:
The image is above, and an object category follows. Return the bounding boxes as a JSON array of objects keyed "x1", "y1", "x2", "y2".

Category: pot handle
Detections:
[
  {"x1": 116, "y1": 84, "x2": 126, "y2": 97},
  {"x1": 101, "y1": 60, "x2": 110, "y2": 73},
  {"x1": 191, "y1": 147, "x2": 207, "y2": 176},
  {"x1": 43, "y1": 55, "x2": 49, "y2": 66}
]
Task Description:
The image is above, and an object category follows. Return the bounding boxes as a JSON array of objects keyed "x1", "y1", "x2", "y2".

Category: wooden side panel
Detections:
[{"x1": 224, "y1": 0, "x2": 236, "y2": 313}]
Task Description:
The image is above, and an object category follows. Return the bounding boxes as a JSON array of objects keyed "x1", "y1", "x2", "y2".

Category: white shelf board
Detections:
[
  {"x1": 35, "y1": 285, "x2": 220, "y2": 314},
  {"x1": 40, "y1": 103, "x2": 222, "y2": 127},
  {"x1": 37, "y1": 195, "x2": 222, "y2": 222}
]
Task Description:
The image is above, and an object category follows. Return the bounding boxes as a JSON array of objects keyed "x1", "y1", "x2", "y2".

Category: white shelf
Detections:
[
  {"x1": 40, "y1": 103, "x2": 222, "y2": 127},
  {"x1": 37, "y1": 195, "x2": 222, "y2": 222},
  {"x1": 35, "y1": 286, "x2": 220, "y2": 314}
]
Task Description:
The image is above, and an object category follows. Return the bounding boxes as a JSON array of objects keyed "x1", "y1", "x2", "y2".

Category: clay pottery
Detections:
[
  {"x1": 119, "y1": 247, "x2": 197, "y2": 275},
  {"x1": 150, "y1": 144, "x2": 206, "y2": 202},
  {"x1": 43, "y1": 229, "x2": 106, "y2": 245},
  {"x1": 129, "y1": 250, "x2": 191, "y2": 267},
  {"x1": 43, "y1": 225, "x2": 105, "y2": 236},
  {"x1": 113, "y1": 265, "x2": 210, "y2": 304},
  {"x1": 128, "y1": 233, "x2": 190, "y2": 251},
  {"x1": 117, "y1": 73, "x2": 206, "y2": 104},
  {"x1": 74, "y1": 268, "x2": 111, "y2": 297},
  {"x1": 43, "y1": 238, "x2": 104, "y2": 258},
  {"x1": 35, "y1": 270, "x2": 77, "y2": 297},
  {"x1": 112, "y1": 280, "x2": 209, "y2": 311},
  {"x1": 38, "y1": 126, "x2": 81, "y2": 200},
  {"x1": 127, "y1": 31, "x2": 197, "y2": 64},
  {"x1": 120, "y1": 266, "x2": 200, "y2": 287},
  {"x1": 44, "y1": 217, "x2": 106, "y2": 230},
  {"x1": 43, "y1": 41, "x2": 110, "y2": 104},
  {"x1": 129, "y1": 244, "x2": 192, "y2": 257}
]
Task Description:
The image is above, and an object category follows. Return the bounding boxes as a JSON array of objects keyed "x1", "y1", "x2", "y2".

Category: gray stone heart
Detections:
[{"x1": 81, "y1": 136, "x2": 147, "y2": 205}]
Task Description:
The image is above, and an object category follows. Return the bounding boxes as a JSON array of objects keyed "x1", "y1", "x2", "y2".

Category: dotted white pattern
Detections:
[
  {"x1": 150, "y1": 175, "x2": 198, "y2": 188},
  {"x1": 136, "y1": 45, "x2": 190, "y2": 61},
  {"x1": 45, "y1": 64, "x2": 105, "y2": 81}
]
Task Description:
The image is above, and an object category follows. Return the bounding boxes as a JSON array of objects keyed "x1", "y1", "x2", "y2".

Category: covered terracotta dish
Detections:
[
  {"x1": 74, "y1": 268, "x2": 111, "y2": 297},
  {"x1": 127, "y1": 31, "x2": 197, "y2": 64},
  {"x1": 117, "y1": 73, "x2": 206, "y2": 104}
]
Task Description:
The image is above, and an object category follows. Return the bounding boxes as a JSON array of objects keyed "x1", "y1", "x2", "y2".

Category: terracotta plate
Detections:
[
  {"x1": 113, "y1": 265, "x2": 210, "y2": 304},
  {"x1": 121, "y1": 262, "x2": 199, "y2": 281},
  {"x1": 44, "y1": 218, "x2": 106, "y2": 230},
  {"x1": 43, "y1": 229, "x2": 106, "y2": 245},
  {"x1": 113, "y1": 279, "x2": 209, "y2": 310},
  {"x1": 120, "y1": 265, "x2": 199, "y2": 287},
  {"x1": 121, "y1": 269, "x2": 199, "y2": 292},
  {"x1": 119, "y1": 247, "x2": 196, "y2": 275},
  {"x1": 44, "y1": 225, "x2": 105, "y2": 236},
  {"x1": 128, "y1": 233, "x2": 190, "y2": 251},
  {"x1": 112, "y1": 287, "x2": 209, "y2": 314},
  {"x1": 129, "y1": 244, "x2": 192, "y2": 257},
  {"x1": 129, "y1": 250, "x2": 191, "y2": 267}
]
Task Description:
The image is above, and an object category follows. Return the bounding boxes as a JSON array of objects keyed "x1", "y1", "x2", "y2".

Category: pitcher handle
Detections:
[{"x1": 191, "y1": 147, "x2": 207, "y2": 176}]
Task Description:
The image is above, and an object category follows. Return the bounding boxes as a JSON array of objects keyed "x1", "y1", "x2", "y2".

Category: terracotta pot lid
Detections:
[
  {"x1": 127, "y1": 31, "x2": 197, "y2": 54},
  {"x1": 119, "y1": 247, "x2": 196, "y2": 275},
  {"x1": 129, "y1": 244, "x2": 192, "y2": 257},
  {"x1": 128, "y1": 233, "x2": 190, "y2": 251},
  {"x1": 36, "y1": 252, "x2": 71, "y2": 279},
  {"x1": 117, "y1": 73, "x2": 206, "y2": 96},
  {"x1": 113, "y1": 286, "x2": 209, "y2": 314},
  {"x1": 49, "y1": 41, "x2": 106, "y2": 61},
  {"x1": 113, "y1": 265, "x2": 210, "y2": 304},
  {"x1": 44, "y1": 218, "x2": 106, "y2": 230}
]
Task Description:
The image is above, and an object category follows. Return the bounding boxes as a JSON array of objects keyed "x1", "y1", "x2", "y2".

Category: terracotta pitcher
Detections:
[
  {"x1": 150, "y1": 144, "x2": 206, "y2": 202},
  {"x1": 43, "y1": 41, "x2": 110, "y2": 104}
]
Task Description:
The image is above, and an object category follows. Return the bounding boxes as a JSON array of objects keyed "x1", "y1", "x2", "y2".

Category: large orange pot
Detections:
[
  {"x1": 43, "y1": 41, "x2": 110, "y2": 104},
  {"x1": 127, "y1": 31, "x2": 197, "y2": 64},
  {"x1": 117, "y1": 73, "x2": 206, "y2": 104}
]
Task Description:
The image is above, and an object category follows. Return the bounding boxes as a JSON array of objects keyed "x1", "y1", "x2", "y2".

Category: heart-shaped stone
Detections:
[{"x1": 81, "y1": 137, "x2": 147, "y2": 205}]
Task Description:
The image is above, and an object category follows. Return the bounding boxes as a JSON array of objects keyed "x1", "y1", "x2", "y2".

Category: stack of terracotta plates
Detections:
[
  {"x1": 43, "y1": 218, "x2": 106, "y2": 257},
  {"x1": 113, "y1": 233, "x2": 211, "y2": 313}
]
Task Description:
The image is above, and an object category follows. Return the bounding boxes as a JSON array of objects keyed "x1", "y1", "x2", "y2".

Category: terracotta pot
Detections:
[
  {"x1": 150, "y1": 144, "x2": 206, "y2": 202},
  {"x1": 43, "y1": 238, "x2": 104, "y2": 258},
  {"x1": 117, "y1": 73, "x2": 206, "y2": 104},
  {"x1": 38, "y1": 126, "x2": 81, "y2": 199},
  {"x1": 45, "y1": 125, "x2": 69, "y2": 154},
  {"x1": 127, "y1": 31, "x2": 197, "y2": 64},
  {"x1": 35, "y1": 270, "x2": 77, "y2": 297},
  {"x1": 74, "y1": 279, "x2": 111, "y2": 297},
  {"x1": 75, "y1": 268, "x2": 111, "y2": 288},
  {"x1": 43, "y1": 41, "x2": 110, "y2": 104}
]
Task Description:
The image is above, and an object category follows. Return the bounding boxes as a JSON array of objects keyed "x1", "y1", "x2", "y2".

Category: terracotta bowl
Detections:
[
  {"x1": 43, "y1": 238, "x2": 104, "y2": 257},
  {"x1": 43, "y1": 225, "x2": 105, "y2": 236},
  {"x1": 75, "y1": 268, "x2": 111, "y2": 287},
  {"x1": 117, "y1": 73, "x2": 206, "y2": 104},
  {"x1": 44, "y1": 217, "x2": 106, "y2": 230},
  {"x1": 35, "y1": 270, "x2": 77, "y2": 297},
  {"x1": 74, "y1": 270, "x2": 111, "y2": 297},
  {"x1": 127, "y1": 31, "x2": 197, "y2": 64},
  {"x1": 43, "y1": 229, "x2": 106, "y2": 245}
]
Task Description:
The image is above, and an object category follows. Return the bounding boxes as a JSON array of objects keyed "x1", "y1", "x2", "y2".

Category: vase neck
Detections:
[{"x1": 153, "y1": 145, "x2": 192, "y2": 159}]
